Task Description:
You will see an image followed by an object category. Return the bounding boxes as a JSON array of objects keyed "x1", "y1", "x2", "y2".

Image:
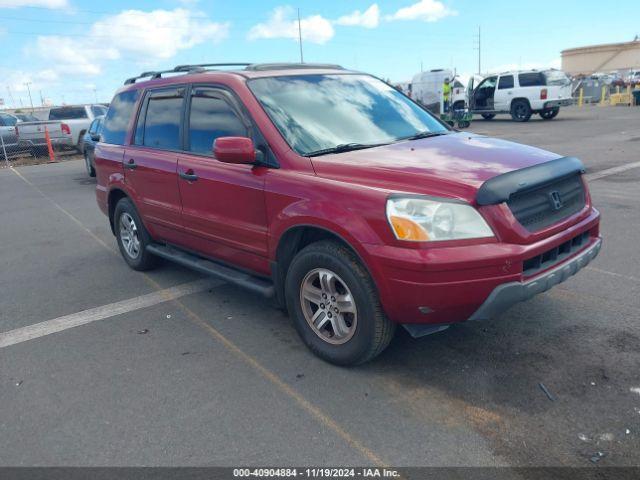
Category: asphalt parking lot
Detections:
[{"x1": 1, "y1": 106, "x2": 639, "y2": 468}]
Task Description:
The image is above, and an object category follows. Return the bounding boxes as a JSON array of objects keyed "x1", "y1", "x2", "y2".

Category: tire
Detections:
[
  {"x1": 76, "y1": 132, "x2": 85, "y2": 153},
  {"x1": 285, "y1": 240, "x2": 396, "y2": 366},
  {"x1": 84, "y1": 151, "x2": 96, "y2": 177},
  {"x1": 114, "y1": 198, "x2": 158, "y2": 271},
  {"x1": 481, "y1": 113, "x2": 495, "y2": 120},
  {"x1": 458, "y1": 121, "x2": 471, "y2": 128},
  {"x1": 540, "y1": 107, "x2": 559, "y2": 120},
  {"x1": 510, "y1": 100, "x2": 532, "y2": 122}
]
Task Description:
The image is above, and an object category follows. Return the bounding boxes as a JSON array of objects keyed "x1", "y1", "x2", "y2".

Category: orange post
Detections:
[{"x1": 44, "y1": 126, "x2": 56, "y2": 163}]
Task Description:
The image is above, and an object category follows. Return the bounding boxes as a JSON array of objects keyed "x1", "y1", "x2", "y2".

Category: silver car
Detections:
[{"x1": 0, "y1": 113, "x2": 19, "y2": 152}]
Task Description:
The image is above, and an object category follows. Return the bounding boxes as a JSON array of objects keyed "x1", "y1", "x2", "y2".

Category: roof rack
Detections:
[
  {"x1": 245, "y1": 63, "x2": 344, "y2": 71},
  {"x1": 123, "y1": 62, "x2": 345, "y2": 85},
  {"x1": 124, "y1": 63, "x2": 253, "y2": 85}
]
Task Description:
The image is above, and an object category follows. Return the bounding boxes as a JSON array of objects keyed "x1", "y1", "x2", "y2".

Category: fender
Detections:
[{"x1": 268, "y1": 199, "x2": 384, "y2": 262}]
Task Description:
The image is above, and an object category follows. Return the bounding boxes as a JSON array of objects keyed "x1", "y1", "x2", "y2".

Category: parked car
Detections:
[
  {"x1": 0, "y1": 113, "x2": 20, "y2": 152},
  {"x1": 95, "y1": 63, "x2": 601, "y2": 365},
  {"x1": 16, "y1": 120, "x2": 74, "y2": 153},
  {"x1": 13, "y1": 113, "x2": 40, "y2": 122},
  {"x1": 82, "y1": 115, "x2": 104, "y2": 177},
  {"x1": 467, "y1": 69, "x2": 573, "y2": 121},
  {"x1": 48, "y1": 104, "x2": 108, "y2": 151}
]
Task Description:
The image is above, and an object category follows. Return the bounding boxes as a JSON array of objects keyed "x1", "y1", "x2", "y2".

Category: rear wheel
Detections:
[
  {"x1": 540, "y1": 107, "x2": 559, "y2": 120},
  {"x1": 510, "y1": 100, "x2": 532, "y2": 122},
  {"x1": 114, "y1": 198, "x2": 158, "y2": 271},
  {"x1": 285, "y1": 241, "x2": 395, "y2": 366},
  {"x1": 481, "y1": 113, "x2": 495, "y2": 120}
]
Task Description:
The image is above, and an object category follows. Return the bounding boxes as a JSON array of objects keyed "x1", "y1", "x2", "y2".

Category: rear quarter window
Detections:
[
  {"x1": 49, "y1": 107, "x2": 88, "y2": 120},
  {"x1": 518, "y1": 73, "x2": 545, "y2": 87},
  {"x1": 101, "y1": 90, "x2": 140, "y2": 145}
]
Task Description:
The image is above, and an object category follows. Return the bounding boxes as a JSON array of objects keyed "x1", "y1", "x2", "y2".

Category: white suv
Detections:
[{"x1": 466, "y1": 70, "x2": 572, "y2": 122}]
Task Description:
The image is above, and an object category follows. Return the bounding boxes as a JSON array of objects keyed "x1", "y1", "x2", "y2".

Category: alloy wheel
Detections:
[
  {"x1": 300, "y1": 268, "x2": 358, "y2": 345},
  {"x1": 119, "y1": 212, "x2": 141, "y2": 259}
]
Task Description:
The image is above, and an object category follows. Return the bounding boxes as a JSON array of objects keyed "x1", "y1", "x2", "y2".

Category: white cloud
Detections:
[
  {"x1": 28, "y1": 8, "x2": 229, "y2": 78},
  {"x1": 248, "y1": 6, "x2": 334, "y2": 44},
  {"x1": 386, "y1": 0, "x2": 456, "y2": 22},
  {"x1": 0, "y1": 0, "x2": 68, "y2": 8},
  {"x1": 336, "y1": 4, "x2": 380, "y2": 28}
]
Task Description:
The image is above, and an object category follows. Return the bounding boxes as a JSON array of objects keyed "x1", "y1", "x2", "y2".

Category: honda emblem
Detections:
[{"x1": 549, "y1": 191, "x2": 563, "y2": 210}]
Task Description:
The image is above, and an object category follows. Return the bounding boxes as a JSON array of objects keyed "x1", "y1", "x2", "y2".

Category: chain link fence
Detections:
[{"x1": 1, "y1": 125, "x2": 81, "y2": 168}]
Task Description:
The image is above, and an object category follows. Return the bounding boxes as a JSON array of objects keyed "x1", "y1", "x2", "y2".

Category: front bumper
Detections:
[
  {"x1": 544, "y1": 99, "x2": 573, "y2": 108},
  {"x1": 469, "y1": 237, "x2": 601, "y2": 321}
]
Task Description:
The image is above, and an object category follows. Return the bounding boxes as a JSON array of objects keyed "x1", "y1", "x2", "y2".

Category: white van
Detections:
[{"x1": 411, "y1": 69, "x2": 463, "y2": 112}]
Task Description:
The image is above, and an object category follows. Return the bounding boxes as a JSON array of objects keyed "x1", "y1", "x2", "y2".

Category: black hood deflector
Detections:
[{"x1": 476, "y1": 156, "x2": 586, "y2": 206}]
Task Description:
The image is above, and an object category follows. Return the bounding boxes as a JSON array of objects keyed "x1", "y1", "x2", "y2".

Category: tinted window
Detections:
[
  {"x1": 1, "y1": 114, "x2": 17, "y2": 126},
  {"x1": 498, "y1": 75, "x2": 514, "y2": 89},
  {"x1": 188, "y1": 91, "x2": 247, "y2": 154},
  {"x1": 139, "y1": 91, "x2": 183, "y2": 150},
  {"x1": 249, "y1": 74, "x2": 448, "y2": 156},
  {"x1": 49, "y1": 107, "x2": 88, "y2": 120},
  {"x1": 102, "y1": 90, "x2": 139, "y2": 145},
  {"x1": 91, "y1": 105, "x2": 108, "y2": 117},
  {"x1": 88, "y1": 119, "x2": 99, "y2": 134},
  {"x1": 518, "y1": 73, "x2": 545, "y2": 87}
]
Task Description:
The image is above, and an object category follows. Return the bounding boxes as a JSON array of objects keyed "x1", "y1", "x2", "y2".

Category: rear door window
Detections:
[
  {"x1": 135, "y1": 88, "x2": 185, "y2": 150},
  {"x1": 187, "y1": 89, "x2": 247, "y2": 155},
  {"x1": 518, "y1": 73, "x2": 545, "y2": 87},
  {"x1": 102, "y1": 90, "x2": 140, "y2": 145},
  {"x1": 49, "y1": 107, "x2": 88, "y2": 120},
  {"x1": 498, "y1": 75, "x2": 514, "y2": 89}
]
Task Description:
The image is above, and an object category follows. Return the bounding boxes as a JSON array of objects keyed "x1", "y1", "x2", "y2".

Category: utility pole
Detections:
[
  {"x1": 93, "y1": 88, "x2": 98, "y2": 103},
  {"x1": 39, "y1": 90, "x2": 44, "y2": 106},
  {"x1": 24, "y1": 82, "x2": 34, "y2": 112},
  {"x1": 475, "y1": 25, "x2": 482, "y2": 75},
  {"x1": 6, "y1": 86, "x2": 16, "y2": 108},
  {"x1": 297, "y1": 8, "x2": 304, "y2": 63}
]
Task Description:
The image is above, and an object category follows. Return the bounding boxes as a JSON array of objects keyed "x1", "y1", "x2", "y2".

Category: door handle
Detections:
[
  {"x1": 179, "y1": 170, "x2": 198, "y2": 182},
  {"x1": 124, "y1": 159, "x2": 137, "y2": 170}
]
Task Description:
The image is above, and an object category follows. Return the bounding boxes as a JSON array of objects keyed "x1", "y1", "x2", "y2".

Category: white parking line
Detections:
[
  {"x1": 586, "y1": 161, "x2": 640, "y2": 181},
  {"x1": 0, "y1": 279, "x2": 221, "y2": 349}
]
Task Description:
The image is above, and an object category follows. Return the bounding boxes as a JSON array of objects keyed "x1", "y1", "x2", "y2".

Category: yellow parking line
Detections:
[{"x1": 10, "y1": 165, "x2": 388, "y2": 467}]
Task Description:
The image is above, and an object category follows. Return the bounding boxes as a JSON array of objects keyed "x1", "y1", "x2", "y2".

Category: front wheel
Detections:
[
  {"x1": 114, "y1": 198, "x2": 158, "y2": 271},
  {"x1": 540, "y1": 107, "x2": 559, "y2": 120},
  {"x1": 285, "y1": 241, "x2": 395, "y2": 366}
]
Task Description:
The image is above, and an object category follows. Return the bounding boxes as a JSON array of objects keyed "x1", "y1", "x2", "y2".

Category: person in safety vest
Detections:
[{"x1": 443, "y1": 78, "x2": 451, "y2": 113}]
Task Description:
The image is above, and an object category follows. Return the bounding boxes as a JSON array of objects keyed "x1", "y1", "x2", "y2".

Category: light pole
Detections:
[
  {"x1": 297, "y1": 8, "x2": 304, "y2": 63},
  {"x1": 93, "y1": 88, "x2": 98, "y2": 103},
  {"x1": 23, "y1": 82, "x2": 34, "y2": 112}
]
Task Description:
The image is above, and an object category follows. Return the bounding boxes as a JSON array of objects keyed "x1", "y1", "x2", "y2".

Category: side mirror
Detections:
[
  {"x1": 90, "y1": 133, "x2": 100, "y2": 142},
  {"x1": 213, "y1": 137, "x2": 256, "y2": 164}
]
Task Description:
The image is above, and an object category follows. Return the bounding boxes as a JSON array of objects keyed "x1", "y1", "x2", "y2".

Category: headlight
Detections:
[{"x1": 386, "y1": 196, "x2": 494, "y2": 242}]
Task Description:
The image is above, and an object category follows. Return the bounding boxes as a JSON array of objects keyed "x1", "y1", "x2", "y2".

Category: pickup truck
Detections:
[
  {"x1": 48, "y1": 105, "x2": 108, "y2": 150},
  {"x1": 16, "y1": 120, "x2": 74, "y2": 152}
]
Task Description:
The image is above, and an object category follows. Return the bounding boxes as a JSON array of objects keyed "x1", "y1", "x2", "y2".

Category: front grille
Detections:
[
  {"x1": 507, "y1": 174, "x2": 586, "y2": 232},
  {"x1": 523, "y1": 231, "x2": 591, "y2": 276}
]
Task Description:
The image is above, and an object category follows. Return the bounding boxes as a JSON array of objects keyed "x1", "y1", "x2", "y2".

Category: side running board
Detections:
[{"x1": 146, "y1": 244, "x2": 275, "y2": 298}]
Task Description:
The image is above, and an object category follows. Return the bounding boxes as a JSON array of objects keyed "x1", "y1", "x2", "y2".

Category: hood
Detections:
[{"x1": 310, "y1": 132, "x2": 560, "y2": 203}]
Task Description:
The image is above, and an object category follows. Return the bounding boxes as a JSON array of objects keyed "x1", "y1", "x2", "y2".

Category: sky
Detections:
[{"x1": 0, "y1": 0, "x2": 638, "y2": 107}]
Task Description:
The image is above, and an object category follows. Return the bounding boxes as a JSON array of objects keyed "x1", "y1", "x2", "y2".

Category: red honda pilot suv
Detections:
[{"x1": 95, "y1": 63, "x2": 601, "y2": 365}]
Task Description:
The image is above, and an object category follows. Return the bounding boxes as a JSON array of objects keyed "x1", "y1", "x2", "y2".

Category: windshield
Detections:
[
  {"x1": 248, "y1": 74, "x2": 448, "y2": 156},
  {"x1": 543, "y1": 70, "x2": 570, "y2": 86}
]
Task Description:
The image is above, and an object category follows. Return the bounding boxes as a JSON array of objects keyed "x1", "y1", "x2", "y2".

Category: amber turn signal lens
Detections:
[{"x1": 389, "y1": 216, "x2": 429, "y2": 241}]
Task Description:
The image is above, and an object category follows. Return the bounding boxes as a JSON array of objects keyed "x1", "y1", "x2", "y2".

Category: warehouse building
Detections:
[{"x1": 561, "y1": 39, "x2": 640, "y2": 76}]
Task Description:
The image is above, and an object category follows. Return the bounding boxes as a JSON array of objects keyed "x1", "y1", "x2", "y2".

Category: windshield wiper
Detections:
[
  {"x1": 400, "y1": 131, "x2": 450, "y2": 141},
  {"x1": 305, "y1": 142, "x2": 387, "y2": 157}
]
